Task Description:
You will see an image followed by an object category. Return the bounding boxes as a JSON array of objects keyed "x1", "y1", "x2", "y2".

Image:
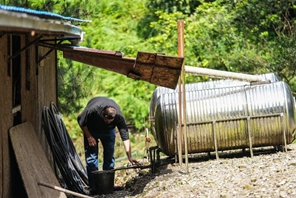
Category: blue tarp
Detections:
[{"x1": 0, "y1": 4, "x2": 91, "y2": 23}]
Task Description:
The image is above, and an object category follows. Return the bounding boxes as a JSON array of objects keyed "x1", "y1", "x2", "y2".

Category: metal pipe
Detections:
[
  {"x1": 185, "y1": 66, "x2": 268, "y2": 83},
  {"x1": 174, "y1": 124, "x2": 178, "y2": 163},
  {"x1": 212, "y1": 121, "x2": 219, "y2": 159},
  {"x1": 281, "y1": 113, "x2": 288, "y2": 152},
  {"x1": 247, "y1": 117, "x2": 254, "y2": 157},
  {"x1": 149, "y1": 146, "x2": 158, "y2": 173}
]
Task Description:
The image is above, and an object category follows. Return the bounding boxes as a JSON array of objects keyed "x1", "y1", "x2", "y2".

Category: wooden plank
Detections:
[
  {"x1": 133, "y1": 52, "x2": 184, "y2": 89},
  {"x1": 61, "y1": 47, "x2": 184, "y2": 89},
  {"x1": 150, "y1": 67, "x2": 181, "y2": 88},
  {"x1": 9, "y1": 122, "x2": 67, "y2": 198}
]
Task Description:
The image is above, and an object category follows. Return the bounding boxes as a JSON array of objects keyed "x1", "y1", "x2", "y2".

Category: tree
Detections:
[
  {"x1": 4, "y1": 0, "x2": 296, "y2": 132},
  {"x1": 224, "y1": 0, "x2": 296, "y2": 90},
  {"x1": 145, "y1": 0, "x2": 296, "y2": 92}
]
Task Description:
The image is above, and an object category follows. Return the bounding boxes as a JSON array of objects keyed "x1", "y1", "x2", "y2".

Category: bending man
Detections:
[{"x1": 77, "y1": 96, "x2": 140, "y2": 189}]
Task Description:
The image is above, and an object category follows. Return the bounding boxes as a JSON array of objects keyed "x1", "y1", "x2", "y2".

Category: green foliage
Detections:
[
  {"x1": 147, "y1": 11, "x2": 186, "y2": 55},
  {"x1": 4, "y1": 0, "x2": 296, "y2": 139},
  {"x1": 146, "y1": 0, "x2": 204, "y2": 15},
  {"x1": 146, "y1": 0, "x2": 296, "y2": 89},
  {"x1": 146, "y1": 2, "x2": 261, "y2": 75},
  {"x1": 80, "y1": 0, "x2": 153, "y2": 53},
  {"x1": 227, "y1": 0, "x2": 296, "y2": 43},
  {"x1": 0, "y1": 0, "x2": 31, "y2": 7},
  {"x1": 57, "y1": 51, "x2": 97, "y2": 115},
  {"x1": 70, "y1": 0, "x2": 159, "y2": 132},
  {"x1": 262, "y1": 34, "x2": 296, "y2": 85},
  {"x1": 223, "y1": 0, "x2": 296, "y2": 87},
  {"x1": 0, "y1": 0, "x2": 96, "y2": 21},
  {"x1": 138, "y1": 0, "x2": 199, "y2": 39},
  {"x1": 140, "y1": 0, "x2": 214, "y2": 39}
]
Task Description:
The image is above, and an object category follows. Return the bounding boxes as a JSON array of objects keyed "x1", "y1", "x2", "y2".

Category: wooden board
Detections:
[
  {"x1": 59, "y1": 45, "x2": 184, "y2": 89},
  {"x1": 132, "y1": 52, "x2": 184, "y2": 89},
  {"x1": 9, "y1": 122, "x2": 67, "y2": 198}
]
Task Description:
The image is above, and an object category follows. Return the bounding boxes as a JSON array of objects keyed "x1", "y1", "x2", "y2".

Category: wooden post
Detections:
[
  {"x1": 178, "y1": 20, "x2": 189, "y2": 172},
  {"x1": 177, "y1": 22, "x2": 183, "y2": 166}
]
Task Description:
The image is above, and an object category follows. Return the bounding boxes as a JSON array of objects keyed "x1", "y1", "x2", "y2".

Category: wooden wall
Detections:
[
  {"x1": 36, "y1": 42, "x2": 57, "y2": 161},
  {"x1": 0, "y1": 33, "x2": 57, "y2": 198},
  {"x1": 0, "y1": 34, "x2": 14, "y2": 198}
]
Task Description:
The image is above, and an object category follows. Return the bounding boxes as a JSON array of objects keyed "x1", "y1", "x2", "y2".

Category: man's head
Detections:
[{"x1": 102, "y1": 106, "x2": 116, "y2": 123}]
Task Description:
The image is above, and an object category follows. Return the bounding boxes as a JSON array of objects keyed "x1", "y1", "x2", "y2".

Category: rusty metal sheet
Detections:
[{"x1": 63, "y1": 50, "x2": 135, "y2": 75}]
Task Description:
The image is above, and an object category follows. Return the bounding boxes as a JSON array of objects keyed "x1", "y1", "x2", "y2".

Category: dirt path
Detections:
[{"x1": 94, "y1": 144, "x2": 296, "y2": 198}]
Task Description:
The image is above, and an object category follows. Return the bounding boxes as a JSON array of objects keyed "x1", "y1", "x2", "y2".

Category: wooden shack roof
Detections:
[
  {"x1": 0, "y1": 5, "x2": 184, "y2": 89},
  {"x1": 0, "y1": 4, "x2": 86, "y2": 37}
]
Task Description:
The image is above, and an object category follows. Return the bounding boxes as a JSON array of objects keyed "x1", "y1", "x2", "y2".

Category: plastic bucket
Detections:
[{"x1": 92, "y1": 170, "x2": 115, "y2": 195}]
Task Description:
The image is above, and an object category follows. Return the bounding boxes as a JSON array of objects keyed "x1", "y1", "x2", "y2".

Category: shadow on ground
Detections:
[{"x1": 94, "y1": 146, "x2": 288, "y2": 198}]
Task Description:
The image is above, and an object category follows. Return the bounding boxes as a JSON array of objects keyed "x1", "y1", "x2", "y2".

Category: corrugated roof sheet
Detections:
[
  {"x1": 0, "y1": 4, "x2": 85, "y2": 38},
  {"x1": 0, "y1": 4, "x2": 91, "y2": 23}
]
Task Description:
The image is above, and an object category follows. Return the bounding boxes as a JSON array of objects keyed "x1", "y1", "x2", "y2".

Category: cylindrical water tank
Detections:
[
  {"x1": 149, "y1": 75, "x2": 296, "y2": 157},
  {"x1": 149, "y1": 73, "x2": 281, "y2": 120}
]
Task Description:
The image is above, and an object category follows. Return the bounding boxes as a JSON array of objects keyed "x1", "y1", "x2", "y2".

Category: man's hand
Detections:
[
  {"x1": 87, "y1": 136, "x2": 97, "y2": 147},
  {"x1": 128, "y1": 157, "x2": 141, "y2": 166},
  {"x1": 123, "y1": 139, "x2": 141, "y2": 166},
  {"x1": 81, "y1": 126, "x2": 96, "y2": 147}
]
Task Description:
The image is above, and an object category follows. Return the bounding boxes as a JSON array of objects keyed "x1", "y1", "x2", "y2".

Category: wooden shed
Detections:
[
  {"x1": 0, "y1": 5, "x2": 88, "y2": 198},
  {"x1": 0, "y1": 5, "x2": 184, "y2": 198}
]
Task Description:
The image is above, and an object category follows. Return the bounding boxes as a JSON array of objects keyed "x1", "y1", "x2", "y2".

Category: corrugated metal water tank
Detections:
[{"x1": 149, "y1": 73, "x2": 296, "y2": 157}]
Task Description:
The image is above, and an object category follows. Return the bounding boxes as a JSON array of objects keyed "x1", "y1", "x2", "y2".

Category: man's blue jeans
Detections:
[{"x1": 84, "y1": 129, "x2": 116, "y2": 188}]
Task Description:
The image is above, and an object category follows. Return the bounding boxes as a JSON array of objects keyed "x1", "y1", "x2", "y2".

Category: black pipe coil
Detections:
[{"x1": 42, "y1": 102, "x2": 89, "y2": 195}]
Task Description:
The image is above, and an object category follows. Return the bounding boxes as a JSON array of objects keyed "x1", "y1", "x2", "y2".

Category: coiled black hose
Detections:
[{"x1": 42, "y1": 102, "x2": 89, "y2": 195}]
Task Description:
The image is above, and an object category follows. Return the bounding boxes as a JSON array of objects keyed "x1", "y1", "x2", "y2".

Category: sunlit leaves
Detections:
[{"x1": 4, "y1": 0, "x2": 296, "y2": 131}]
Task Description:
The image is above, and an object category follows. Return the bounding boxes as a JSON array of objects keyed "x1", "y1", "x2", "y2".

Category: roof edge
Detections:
[{"x1": 0, "y1": 9, "x2": 85, "y2": 39}]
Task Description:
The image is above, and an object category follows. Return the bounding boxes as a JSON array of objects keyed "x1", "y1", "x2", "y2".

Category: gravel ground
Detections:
[{"x1": 94, "y1": 144, "x2": 296, "y2": 198}]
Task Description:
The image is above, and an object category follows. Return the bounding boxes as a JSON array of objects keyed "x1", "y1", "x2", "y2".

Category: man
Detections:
[{"x1": 77, "y1": 96, "x2": 140, "y2": 189}]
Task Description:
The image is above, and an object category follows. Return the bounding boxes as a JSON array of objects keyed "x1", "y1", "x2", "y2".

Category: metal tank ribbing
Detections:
[
  {"x1": 149, "y1": 73, "x2": 281, "y2": 120},
  {"x1": 149, "y1": 75, "x2": 296, "y2": 157}
]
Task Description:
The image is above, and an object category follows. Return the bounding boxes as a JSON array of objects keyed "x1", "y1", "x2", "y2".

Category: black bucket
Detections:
[{"x1": 92, "y1": 170, "x2": 115, "y2": 195}]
